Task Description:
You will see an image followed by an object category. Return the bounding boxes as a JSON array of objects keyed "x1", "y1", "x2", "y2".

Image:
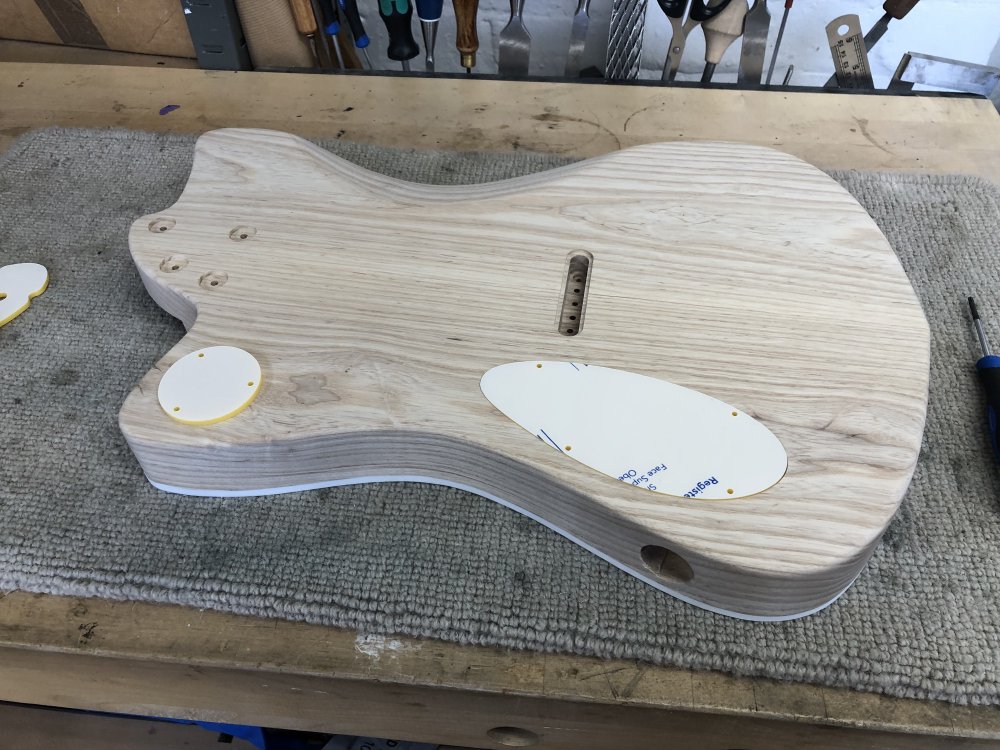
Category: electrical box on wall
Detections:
[{"x1": 182, "y1": 0, "x2": 252, "y2": 70}]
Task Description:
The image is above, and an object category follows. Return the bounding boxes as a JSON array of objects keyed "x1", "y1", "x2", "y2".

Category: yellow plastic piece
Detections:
[
  {"x1": 0, "y1": 263, "x2": 49, "y2": 327},
  {"x1": 157, "y1": 346, "x2": 262, "y2": 425}
]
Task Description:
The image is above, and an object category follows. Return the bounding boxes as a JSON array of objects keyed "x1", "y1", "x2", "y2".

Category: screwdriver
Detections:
[
  {"x1": 416, "y1": 0, "x2": 443, "y2": 72},
  {"x1": 765, "y1": 0, "x2": 793, "y2": 85},
  {"x1": 701, "y1": 0, "x2": 747, "y2": 83},
  {"x1": 452, "y1": 0, "x2": 479, "y2": 74},
  {"x1": 969, "y1": 297, "x2": 1000, "y2": 464},
  {"x1": 339, "y1": 0, "x2": 374, "y2": 69},
  {"x1": 377, "y1": 0, "x2": 419, "y2": 71},
  {"x1": 317, "y1": 0, "x2": 347, "y2": 68}
]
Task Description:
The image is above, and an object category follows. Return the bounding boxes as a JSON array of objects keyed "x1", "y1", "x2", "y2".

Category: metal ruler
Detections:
[{"x1": 825, "y1": 14, "x2": 873, "y2": 89}]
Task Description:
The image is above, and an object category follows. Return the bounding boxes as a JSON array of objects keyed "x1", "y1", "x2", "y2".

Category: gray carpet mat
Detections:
[{"x1": 2, "y1": 127, "x2": 999, "y2": 705}]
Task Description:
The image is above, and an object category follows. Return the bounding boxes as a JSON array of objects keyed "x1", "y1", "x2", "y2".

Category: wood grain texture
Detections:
[
  {"x1": 3, "y1": 64, "x2": 1000, "y2": 181},
  {"x1": 0, "y1": 64, "x2": 995, "y2": 742},
  {"x1": 3, "y1": 592, "x2": 1000, "y2": 748},
  {"x1": 118, "y1": 128, "x2": 929, "y2": 619}
]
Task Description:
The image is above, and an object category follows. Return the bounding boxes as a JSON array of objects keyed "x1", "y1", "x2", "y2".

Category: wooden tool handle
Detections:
[
  {"x1": 288, "y1": 0, "x2": 318, "y2": 34},
  {"x1": 883, "y1": 0, "x2": 919, "y2": 19},
  {"x1": 452, "y1": 0, "x2": 480, "y2": 68},
  {"x1": 703, "y1": 0, "x2": 747, "y2": 65}
]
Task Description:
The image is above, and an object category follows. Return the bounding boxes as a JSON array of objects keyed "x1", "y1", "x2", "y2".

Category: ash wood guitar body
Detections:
[{"x1": 120, "y1": 129, "x2": 929, "y2": 620}]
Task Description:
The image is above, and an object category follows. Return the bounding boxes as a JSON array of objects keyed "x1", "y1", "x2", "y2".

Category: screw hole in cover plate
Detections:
[
  {"x1": 640, "y1": 545, "x2": 694, "y2": 583},
  {"x1": 148, "y1": 218, "x2": 176, "y2": 233},
  {"x1": 486, "y1": 726, "x2": 539, "y2": 747}
]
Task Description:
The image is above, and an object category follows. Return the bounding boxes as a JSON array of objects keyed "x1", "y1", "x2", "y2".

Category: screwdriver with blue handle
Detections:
[
  {"x1": 377, "y1": 0, "x2": 420, "y2": 71},
  {"x1": 969, "y1": 297, "x2": 1000, "y2": 463},
  {"x1": 339, "y1": 0, "x2": 374, "y2": 69},
  {"x1": 317, "y1": 0, "x2": 347, "y2": 68}
]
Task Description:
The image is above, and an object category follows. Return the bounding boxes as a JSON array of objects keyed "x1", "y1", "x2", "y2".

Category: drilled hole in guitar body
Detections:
[
  {"x1": 558, "y1": 252, "x2": 592, "y2": 336},
  {"x1": 640, "y1": 545, "x2": 694, "y2": 584}
]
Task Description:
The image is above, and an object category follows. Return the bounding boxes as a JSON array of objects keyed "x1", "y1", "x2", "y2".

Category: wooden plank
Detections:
[
  {"x1": 2, "y1": 639, "x2": 999, "y2": 749},
  {"x1": 0, "y1": 701, "x2": 255, "y2": 750},
  {"x1": 120, "y1": 129, "x2": 928, "y2": 619},
  {"x1": 1, "y1": 64, "x2": 1000, "y2": 182},
  {"x1": 0, "y1": 40, "x2": 199, "y2": 68},
  {"x1": 1, "y1": 591, "x2": 999, "y2": 747}
]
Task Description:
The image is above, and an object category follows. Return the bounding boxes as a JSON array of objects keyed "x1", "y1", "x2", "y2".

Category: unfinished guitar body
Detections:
[{"x1": 120, "y1": 129, "x2": 929, "y2": 620}]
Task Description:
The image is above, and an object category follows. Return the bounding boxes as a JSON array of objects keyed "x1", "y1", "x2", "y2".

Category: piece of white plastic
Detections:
[
  {"x1": 158, "y1": 346, "x2": 262, "y2": 425},
  {"x1": 480, "y1": 361, "x2": 787, "y2": 500},
  {"x1": 0, "y1": 263, "x2": 48, "y2": 327}
]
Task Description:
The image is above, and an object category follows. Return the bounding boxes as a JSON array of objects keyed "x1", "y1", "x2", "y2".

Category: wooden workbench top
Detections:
[
  {"x1": 2, "y1": 61, "x2": 1000, "y2": 750},
  {"x1": 2, "y1": 62, "x2": 1000, "y2": 180}
]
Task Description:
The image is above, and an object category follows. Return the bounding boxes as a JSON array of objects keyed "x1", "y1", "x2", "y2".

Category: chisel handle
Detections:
[
  {"x1": 883, "y1": 0, "x2": 919, "y2": 19},
  {"x1": 288, "y1": 0, "x2": 319, "y2": 34},
  {"x1": 702, "y1": 0, "x2": 746, "y2": 65},
  {"x1": 452, "y1": 0, "x2": 479, "y2": 69},
  {"x1": 416, "y1": 0, "x2": 443, "y2": 21}
]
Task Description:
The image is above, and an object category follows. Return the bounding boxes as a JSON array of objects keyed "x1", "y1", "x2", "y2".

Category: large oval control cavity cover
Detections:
[{"x1": 480, "y1": 361, "x2": 787, "y2": 499}]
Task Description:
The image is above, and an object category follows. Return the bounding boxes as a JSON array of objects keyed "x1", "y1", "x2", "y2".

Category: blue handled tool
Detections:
[
  {"x1": 969, "y1": 297, "x2": 1000, "y2": 463},
  {"x1": 416, "y1": 0, "x2": 443, "y2": 72},
  {"x1": 317, "y1": 0, "x2": 347, "y2": 68},
  {"x1": 338, "y1": 0, "x2": 373, "y2": 69}
]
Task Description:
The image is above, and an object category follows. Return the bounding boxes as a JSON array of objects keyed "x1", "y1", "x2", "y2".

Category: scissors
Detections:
[{"x1": 658, "y1": 0, "x2": 734, "y2": 82}]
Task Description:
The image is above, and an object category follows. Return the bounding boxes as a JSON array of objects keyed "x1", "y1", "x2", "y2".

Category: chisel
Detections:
[
  {"x1": 452, "y1": 0, "x2": 479, "y2": 73},
  {"x1": 498, "y1": 0, "x2": 531, "y2": 76},
  {"x1": 737, "y1": 0, "x2": 769, "y2": 84},
  {"x1": 823, "y1": 0, "x2": 921, "y2": 87},
  {"x1": 377, "y1": 0, "x2": 419, "y2": 70},
  {"x1": 564, "y1": 0, "x2": 591, "y2": 78},
  {"x1": 701, "y1": 0, "x2": 747, "y2": 83},
  {"x1": 288, "y1": 0, "x2": 324, "y2": 67},
  {"x1": 865, "y1": 0, "x2": 920, "y2": 49},
  {"x1": 416, "y1": 0, "x2": 443, "y2": 72}
]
